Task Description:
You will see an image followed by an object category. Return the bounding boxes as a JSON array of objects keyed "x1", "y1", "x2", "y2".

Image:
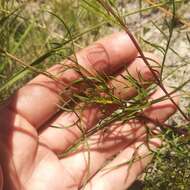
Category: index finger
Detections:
[{"x1": 8, "y1": 32, "x2": 138, "y2": 128}]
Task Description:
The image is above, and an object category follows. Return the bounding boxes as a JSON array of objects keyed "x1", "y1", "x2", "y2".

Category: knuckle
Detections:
[{"x1": 85, "y1": 43, "x2": 110, "y2": 74}]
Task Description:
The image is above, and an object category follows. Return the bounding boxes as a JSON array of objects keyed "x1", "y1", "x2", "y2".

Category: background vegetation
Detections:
[{"x1": 0, "y1": 0, "x2": 190, "y2": 189}]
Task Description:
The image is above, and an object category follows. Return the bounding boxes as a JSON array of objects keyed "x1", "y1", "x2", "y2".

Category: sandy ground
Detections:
[{"x1": 121, "y1": 1, "x2": 190, "y2": 125}]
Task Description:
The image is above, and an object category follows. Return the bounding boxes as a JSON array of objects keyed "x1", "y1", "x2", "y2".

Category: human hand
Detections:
[{"x1": 0, "y1": 32, "x2": 178, "y2": 190}]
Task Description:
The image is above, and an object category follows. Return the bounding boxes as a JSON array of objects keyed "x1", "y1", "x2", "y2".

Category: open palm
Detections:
[{"x1": 0, "y1": 33, "x2": 178, "y2": 190}]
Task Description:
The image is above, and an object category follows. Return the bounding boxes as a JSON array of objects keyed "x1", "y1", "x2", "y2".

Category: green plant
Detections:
[{"x1": 0, "y1": 0, "x2": 190, "y2": 189}]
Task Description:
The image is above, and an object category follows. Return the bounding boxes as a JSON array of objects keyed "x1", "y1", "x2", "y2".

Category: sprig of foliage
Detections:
[{"x1": 0, "y1": 0, "x2": 190, "y2": 189}]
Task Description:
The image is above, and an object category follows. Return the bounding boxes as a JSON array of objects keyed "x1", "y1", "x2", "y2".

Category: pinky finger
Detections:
[{"x1": 83, "y1": 137, "x2": 161, "y2": 190}]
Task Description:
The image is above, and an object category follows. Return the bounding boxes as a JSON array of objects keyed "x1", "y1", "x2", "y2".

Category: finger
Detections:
[
  {"x1": 39, "y1": 53, "x2": 160, "y2": 152},
  {"x1": 109, "y1": 52, "x2": 160, "y2": 99},
  {"x1": 58, "y1": 87, "x2": 178, "y2": 188},
  {"x1": 83, "y1": 138, "x2": 161, "y2": 190},
  {"x1": 7, "y1": 32, "x2": 138, "y2": 128}
]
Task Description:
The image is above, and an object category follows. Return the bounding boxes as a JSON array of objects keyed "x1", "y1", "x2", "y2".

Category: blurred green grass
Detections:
[{"x1": 0, "y1": 0, "x2": 109, "y2": 100}]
